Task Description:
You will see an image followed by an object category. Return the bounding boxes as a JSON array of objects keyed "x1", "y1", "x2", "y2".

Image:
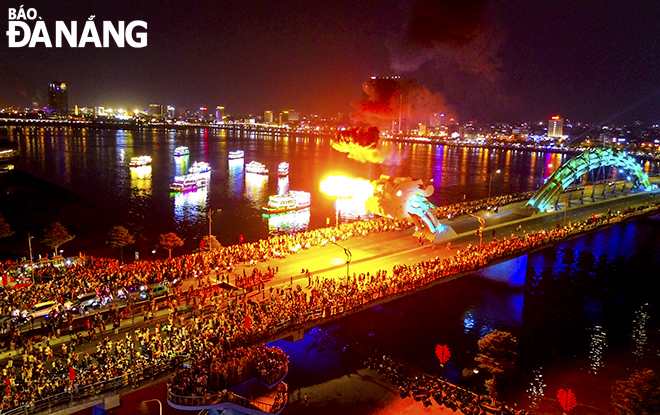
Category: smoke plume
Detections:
[
  {"x1": 387, "y1": 0, "x2": 509, "y2": 120},
  {"x1": 350, "y1": 77, "x2": 450, "y2": 131}
]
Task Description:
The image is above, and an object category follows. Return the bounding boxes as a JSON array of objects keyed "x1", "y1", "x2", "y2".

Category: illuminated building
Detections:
[
  {"x1": 166, "y1": 106, "x2": 176, "y2": 119},
  {"x1": 264, "y1": 110, "x2": 273, "y2": 124},
  {"x1": 215, "y1": 106, "x2": 225, "y2": 122},
  {"x1": 148, "y1": 104, "x2": 163, "y2": 117},
  {"x1": 548, "y1": 116, "x2": 564, "y2": 138},
  {"x1": 280, "y1": 110, "x2": 300, "y2": 124},
  {"x1": 48, "y1": 82, "x2": 68, "y2": 116}
]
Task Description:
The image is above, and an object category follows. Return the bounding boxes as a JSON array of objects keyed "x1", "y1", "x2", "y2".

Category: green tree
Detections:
[
  {"x1": 159, "y1": 232, "x2": 184, "y2": 259},
  {"x1": 200, "y1": 235, "x2": 222, "y2": 251},
  {"x1": 475, "y1": 330, "x2": 519, "y2": 399},
  {"x1": 0, "y1": 214, "x2": 14, "y2": 239},
  {"x1": 42, "y1": 222, "x2": 75, "y2": 256},
  {"x1": 612, "y1": 369, "x2": 660, "y2": 415},
  {"x1": 106, "y1": 226, "x2": 135, "y2": 264}
]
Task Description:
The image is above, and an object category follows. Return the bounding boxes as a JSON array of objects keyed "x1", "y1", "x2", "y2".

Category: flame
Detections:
[{"x1": 320, "y1": 175, "x2": 374, "y2": 199}]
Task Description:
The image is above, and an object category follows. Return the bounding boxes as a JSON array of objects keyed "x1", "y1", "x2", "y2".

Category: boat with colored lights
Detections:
[
  {"x1": 189, "y1": 161, "x2": 211, "y2": 174},
  {"x1": 277, "y1": 162, "x2": 289, "y2": 177},
  {"x1": 170, "y1": 174, "x2": 208, "y2": 192},
  {"x1": 228, "y1": 150, "x2": 245, "y2": 160},
  {"x1": 173, "y1": 146, "x2": 189, "y2": 156},
  {"x1": 246, "y1": 161, "x2": 269, "y2": 175},
  {"x1": 129, "y1": 155, "x2": 152, "y2": 167},
  {"x1": 263, "y1": 191, "x2": 311, "y2": 214}
]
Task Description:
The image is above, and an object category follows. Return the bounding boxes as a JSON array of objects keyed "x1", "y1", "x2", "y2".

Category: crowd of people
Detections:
[
  {"x1": 432, "y1": 191, "x2": 536, "y2": 220},
  {"x1": 0, "y1": 195, "x2": 658, "y2": 413},
  {"x1": 168, "y1": 344, "x2": 288, "y2": 399}
]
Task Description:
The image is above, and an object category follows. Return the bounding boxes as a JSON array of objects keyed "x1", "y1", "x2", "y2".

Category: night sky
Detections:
[{"x1": 2, "y1": 0, "x2": 660, "y2": 124}]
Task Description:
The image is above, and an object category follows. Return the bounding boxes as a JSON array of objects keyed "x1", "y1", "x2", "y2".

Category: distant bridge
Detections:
[{"x1": 526, "y1": 148, "x2": 652, "y2": 213}]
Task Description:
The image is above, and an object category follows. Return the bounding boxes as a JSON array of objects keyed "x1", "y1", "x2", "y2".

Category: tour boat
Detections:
[
  {"x1": 169, "y1": 174, "x2": 209, "y2": 192},
  {"x1": 246, "y1": 161, "x2": 269, "y2": 175},
  {"x1": 277, "y1": 162, "x2": 290, "y2": 177},
  {"x1": 228, "y1": 150, "x2": 245, "y2": 160},
  {"x1": 263, "y1": 191, "x2": 311, "y2": 214},
  {"x1": 173, "y1": 146, "x2": 189, "y2": 156},
  {"x1": 130, "y1": 155, "x2": 152, "y2": 167},
  {"x1": 188, "y1": 161, "x2": 211, "y2": 174}
]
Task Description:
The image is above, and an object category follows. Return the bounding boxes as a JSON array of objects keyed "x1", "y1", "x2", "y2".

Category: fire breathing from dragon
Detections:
[{"x1": 320, "y1": 174, "x2": 446, "y2": 243}]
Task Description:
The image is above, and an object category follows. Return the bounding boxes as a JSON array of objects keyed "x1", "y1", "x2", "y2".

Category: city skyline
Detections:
[{"x1": 2, "y1": 0, "x2": 660, "y2": 124}]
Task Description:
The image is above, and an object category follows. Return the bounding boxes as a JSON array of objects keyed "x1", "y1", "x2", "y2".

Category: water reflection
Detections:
[
  {"x1": 277, "y1": 176, "x2": 289, "y2": 195},
  {"x1": 129, "y1": 165, "x2": 152, "y2": 196},
  {"x1": 245, "y1": 172, "x2": 268, "y2": 208},
  {"x1": 264, "y1": 208, "x2": 311, "y2": 235},
  {"x1": 173, "y1": 187, "x2": 209, "y2": 225},
  {"x1": 334, "y1": 197, "x2": 372, "y2": 223},
  {"x1": 228, "y1": 158, "x2": 245, "y2": 198},
  {"x1": 632, "y1": 303, "x2": 649, "y2": 358},
  {"x1": 174, "y1": 154, "x2": 190, "y2": 176},
  {"x1": 588, "y1": 325, "x2": 606, "y2": 374}
]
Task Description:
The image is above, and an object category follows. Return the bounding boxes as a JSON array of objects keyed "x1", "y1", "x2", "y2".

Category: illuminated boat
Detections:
[
  {"x1": 130, "y1": 155, "x2": 152, "y2": 167},
  {"x1": 277, "y1": 162, "x2": 289, "y2": 177},
  {"x1": 189, "y1": 161, "x2": 211, "y2": 174},
  {"x1": 173, "y1": 146, "x2": 189, "y2": 156},
  {"x1": 263, "y1": 191, "x2": 311, "y2": 214},
  {"x1": 228, "y1": 150, "x2": 245, "y2": 160},
  {"x1": 170, "y1": 174, "x2": 208, "y2": 192},
  {"x1": 246, "y1": 161, "x2": 269, "y2": 175}
]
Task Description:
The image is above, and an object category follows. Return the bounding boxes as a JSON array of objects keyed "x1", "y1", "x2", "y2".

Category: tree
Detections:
[
  {"x1": 42, "y1": 222, "x2": 75, "y2": 255},
  {"x1": 106, "y1": 226, "x2": 135, "y2": 264},
  {"x1": 0, "y1": 214, "x2": 14, "y2": 239},
  {"x1": 200, "y1": 235, "x2": 222, "y2": 251},
  {"x1": 612, "y1": 369, "x2": 660, "y2": 415},
  {"x1": 475, "y1": 330, "x2": 519, "y2": 399},
  {"x1": 159, "y1": 232, "x2": 184, "y2": 259}
]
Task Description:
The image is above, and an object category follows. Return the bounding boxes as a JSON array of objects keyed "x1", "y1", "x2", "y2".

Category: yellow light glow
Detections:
[{"x1": 320, "y1": 175, "x2": 374, "y2": 199}]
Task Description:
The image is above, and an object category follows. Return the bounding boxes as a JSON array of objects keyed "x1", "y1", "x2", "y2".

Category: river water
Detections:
[{"x1": 3, "y1": 126, "x2": 660, "y2": 413}]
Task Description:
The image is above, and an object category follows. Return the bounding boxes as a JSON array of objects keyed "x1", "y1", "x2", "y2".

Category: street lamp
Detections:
[
  {"x1": 140, "y1": 399, "x2": 162, "y2": 415},
  {"x1": 488, "y1": 169, "x2": 501, "y2": 199},
  {"x1": 332, "y1": 241, "x2": 352, "y2": 281},
  {"x1": 207, "y1": 208, "x2": 221, "y2": 250}
]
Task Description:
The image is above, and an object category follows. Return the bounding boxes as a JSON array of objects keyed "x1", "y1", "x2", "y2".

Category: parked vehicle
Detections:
[
  {"x1": 19, "y1": 301, "x2": 59, "y2": 321},
  {"x1": 140, "y1": 284, "x2": 169, "y2": 300},
  {"x1": 64, "y1": 293, "x2": 101, "y2": 313}
]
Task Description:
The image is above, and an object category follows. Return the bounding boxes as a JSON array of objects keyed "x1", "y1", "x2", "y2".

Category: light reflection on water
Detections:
[{"x1": 5, "y1": 126, "x2": 660, "y2": 249}]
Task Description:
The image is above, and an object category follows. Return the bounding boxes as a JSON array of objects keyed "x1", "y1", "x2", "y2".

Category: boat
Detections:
[
  {"x1": 173, "y1": 146, "x2": 189, "y2": 156},
  {"x1": 277, "y1": 162, "x2": 289, "y2": 177},
  {"x1": 246, "y1": 161, "x2": 269, "y2": 175},
  {"x1": 263, "y1": 191, "x2": 311, "y2": 214},
  {"x1": 169, "y1": 173, "x2": 208, "y2": 192},
  {"x1": 130, "y1": 155, "x2": 152, "y2": 167},
  {"x1": 188, "y1": 161, "x2": 211, "y2": 174},
  {"x1": 228, "y1": 150, "x2": 245, "y2": 160}
]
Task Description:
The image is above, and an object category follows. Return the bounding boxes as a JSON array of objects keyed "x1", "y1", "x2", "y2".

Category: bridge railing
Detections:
[
  {"x1": 167, "y1": 381, "x2": 288, "y2": 413},
  {"x1": 1, "y1": 356, "x2": 186, "y2": 415}
]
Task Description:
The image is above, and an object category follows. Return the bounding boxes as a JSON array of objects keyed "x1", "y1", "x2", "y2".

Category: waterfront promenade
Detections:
[{"x1": 1, "y1": 185, "x2": 659, "y2": 415}]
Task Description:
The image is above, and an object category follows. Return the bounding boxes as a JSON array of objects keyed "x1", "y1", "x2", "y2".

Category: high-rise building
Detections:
[
  {"x1": 280, "y1": 110, "x2": 300, "y2": 124},
  {"x1": 548, "y1": 116, "x2": 564, "y2": 138},
  {"x1": 148, "y1": 104, "x2": 164, "y2": 117},
  {"x1": 48, "y1": 82, "x2": 68, "y2": 116},
  {"x1": 264, "y1": 110, "x2": 273, "y2": 124},
  {"x1": 166, "y1": 106, "x2": 176, "y2": 119},
  {"x1": 216, "y1": 106, "x2": 225, "y2": 122}
]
